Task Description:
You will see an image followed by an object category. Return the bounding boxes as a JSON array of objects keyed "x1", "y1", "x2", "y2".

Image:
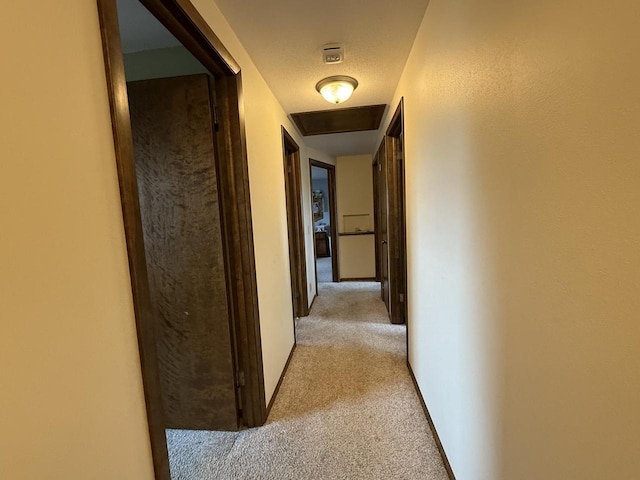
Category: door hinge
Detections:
[
  {"x1": 399, "y1": 293, "x2": 405, "y2": 303},
  {"x1": 213, "y1": 104, "x2": 220, "y2": 131},
  {"x1": 236, "y1": 371, "x2": 246, "y2": 387}
]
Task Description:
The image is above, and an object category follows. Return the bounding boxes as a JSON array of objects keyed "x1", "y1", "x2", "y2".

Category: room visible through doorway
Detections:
[{"x1": 310, "y1": 160, "x2": 339, "y2": 283}]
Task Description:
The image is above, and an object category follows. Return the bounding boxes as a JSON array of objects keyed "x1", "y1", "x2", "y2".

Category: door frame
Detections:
[
  {"x1": 373, "y1": 138, "x2": 390, "y2": 309},
  {"x1": 97, "y1": 1, "x2": 266, "y2": 478},
  {"x1": 281, "y1": 127, "x2": 309, "y2": 319},
  {"x1": 372, "y1": 150, "x2": 381, "y2": 283},
  {"x1": 386, "y1": 99, "x2": 408, "y2": 325},
  {"x1": 309, "y1": 159, "x2": 340, "y2": 284}
]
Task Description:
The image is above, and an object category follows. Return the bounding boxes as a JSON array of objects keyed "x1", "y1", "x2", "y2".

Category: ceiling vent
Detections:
[{"x1": 322, "y1": 44, "x2": 344, "y2": 64}]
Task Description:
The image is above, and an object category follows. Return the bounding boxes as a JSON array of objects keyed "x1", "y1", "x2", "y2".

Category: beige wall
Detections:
[
  {"x1": 383, "y1": 0, "x2": 640, "y2": 478},
  {"x1": 337, "y1": 236, "x2": 376, "y2": 280},
  {"x1": 1, "y1": 1, "x2": 324, "y2": 478},
  {"x1": 0, "y1": 1, "x2": 154, "y2": 478},
  {"x1": 336, "y1": 155, "x2": 376, "y2": 279}
]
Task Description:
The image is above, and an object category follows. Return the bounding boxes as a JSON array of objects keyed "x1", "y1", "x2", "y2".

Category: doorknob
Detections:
[{"x1": 382, "y1": 240, "x2": 387, "y2": 244}]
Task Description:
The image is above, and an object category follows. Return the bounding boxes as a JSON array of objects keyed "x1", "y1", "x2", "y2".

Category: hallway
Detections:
[{"x1": 166, "y1": 283, "x2": 448, "y2": 479}]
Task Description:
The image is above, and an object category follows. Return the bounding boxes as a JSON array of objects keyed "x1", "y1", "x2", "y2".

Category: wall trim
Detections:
[
  {"x1": 407, "y1": 362, "x2": 457, "y2": 480},
  {"x1": 266, "y1": 342, "x2": 297, "y2": 417}
]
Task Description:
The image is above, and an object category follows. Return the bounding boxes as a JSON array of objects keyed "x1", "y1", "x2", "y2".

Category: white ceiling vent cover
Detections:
[{"x1": 322, "y1": 44, "x2": 344, "y2": 64}]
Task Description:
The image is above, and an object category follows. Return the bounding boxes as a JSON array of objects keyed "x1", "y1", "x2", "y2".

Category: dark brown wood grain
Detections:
[
  {"x1": 213, "y1": 72, "x2": 266, "y2": 427},
  {"x1": 385, "y1": 99, "x2": 408, "y2": 325},
  {"x1": 309, "y1": 159, "x2": 339, "y2": 282},
  {"x1": 291, "y1": 104, "x2": 387, "y2": 136},
  {"x1": 372, "y1": 156, "x2": 381, "y2": 282},
  {"x1": 98, "y1": 0, "x2": 267, "y2": 476},
  {"x1": 374, "y1": 139, "x2": 390, "y2": 311},
  {"x1": 97, "y1": 0, "x2": 171, "y2": 477},
  {"x1": 327, "y1": 165, "x2": 339, "y2": 282},
  {"x1": 338, "y1": 231, "x2": 375, "y2": 236},
  {"x1": 282, "y1": 128, "x2": 309, "y2": 319},
  {"x1": 128, "y1": 74, "x2": 238, "y2": 431},
  {"x1": 315, "y1": 231, "x2": 330, "y2": 257}
]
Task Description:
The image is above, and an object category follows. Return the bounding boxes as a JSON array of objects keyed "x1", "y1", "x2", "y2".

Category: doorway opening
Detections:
[
  {"x1": 373, "y1": 140, "x2": 390, "y2": 311},
  {"x1": 383, "y1": 99, "x2": 408, "y2": 325},
  {"x1": 372, "y1": 100, "x2": 407, "y2": 325},
  {"x1": 310, "y1": 160, "x2": 339, "y2": 285},
  {"x1": 98, "y1": 0, "x2": 266, "y2": 478},
  {"x1": 282, "y1": 127, "x2": 309, "y2": 320}
]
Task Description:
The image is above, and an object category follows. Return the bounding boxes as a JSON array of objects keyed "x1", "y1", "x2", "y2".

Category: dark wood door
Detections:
[
  {"x1": 377, "y1": 140, "x2": 390, "y2": 311},
  {"x1": 393, "y1": 132, "x2": 407, "y2": 324},
  {"x1": 282, "y1": 128, "x2": 309, "y2": 319},
  {"x1": 386, "y1": 100, "x2": 408, "y2": 325},
  {"x1": 128, "y1": 74, "x2": 238, "y2": 431}
]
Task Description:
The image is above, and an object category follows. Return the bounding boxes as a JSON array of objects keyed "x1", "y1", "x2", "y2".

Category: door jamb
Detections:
[
  {"x1": 97, "y1": 1, "x2": 266, "y2": 478},
  {"x1": 372, "y1": 154, "x2": 381, "y2": 282},
  {"x1": 309, "y1": 159, "x2": 340, "y2": 283},
  {"x1": 385, "y1": 99, "x2": 408, "y2": 325},
  {"x1": 281, "y1": 127, "x2": 309, "y2": 319}
]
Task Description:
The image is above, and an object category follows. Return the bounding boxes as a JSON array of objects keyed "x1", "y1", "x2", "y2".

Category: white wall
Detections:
[
  {"x1": 383, "y1": 0, "x2": 640, "y2": 478},
  {"x1": 0, "y1": 1, "x2": 154, "y2": 478}
]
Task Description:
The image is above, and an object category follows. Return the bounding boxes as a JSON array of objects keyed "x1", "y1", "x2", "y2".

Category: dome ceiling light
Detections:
[{"x1": 315, "y1": 76, "x2": 359, "y2": 104}]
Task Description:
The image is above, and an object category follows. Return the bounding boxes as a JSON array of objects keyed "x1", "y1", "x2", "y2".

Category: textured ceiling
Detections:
[
  {"x1": 305, "y1": 130, "x2": 385, "y2": 157},
  {"x1": 116, "y1": 0, "x2": 429, "y2": 156},
  {"x1": 213, "y1": 0, "x2": 429, "y2": 155}
]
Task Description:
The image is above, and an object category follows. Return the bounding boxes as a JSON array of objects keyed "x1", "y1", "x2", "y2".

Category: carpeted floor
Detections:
[
  {"x1": 166, "y1": 282, "x2": 448, "y2": 480},
  {"x1": 316, "y1": 256, "x2": 333, "y2": 283}
]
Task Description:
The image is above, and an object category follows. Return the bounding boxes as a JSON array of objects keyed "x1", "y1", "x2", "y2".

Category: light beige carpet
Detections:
[
  {"x1": 167, "y1": 282, "x2": 448, "y2": 480},
  {"x1": 316, "y1": 256, "x2": 333, "y2": 283}
]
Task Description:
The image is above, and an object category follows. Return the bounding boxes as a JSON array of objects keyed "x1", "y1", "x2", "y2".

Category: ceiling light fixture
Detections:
[{"x1": 315, "y1": 76, "x2": 358, "y2": 104}]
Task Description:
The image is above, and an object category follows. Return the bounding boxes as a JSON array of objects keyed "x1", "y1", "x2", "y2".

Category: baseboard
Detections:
[
  {"x1": 339, "y1": 277, "x2": 376, "y2": 282},
  {"x1": 266, "y1": 342, "x2": 297, "y2": 417},
  {"x1": 407, "y1": 362, "x2": 457, "y2": 480}
]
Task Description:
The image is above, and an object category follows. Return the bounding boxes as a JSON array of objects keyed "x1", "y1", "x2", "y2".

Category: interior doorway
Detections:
[
  {"x1": 372, "y1": 100, "x2": 407, "y2": 325},
  {"x1": 384, "y1": 99, "x2": 408, "y2": 325},
  {"x1": 310, "y1": 160, "x2": 339, "y2": 285},
  {"x1": 98, "y1": 0, "x2": 266, "y2": 477},
  {"x1": 282, "y1": 127, "x2": 309, "y2": 319},
  {"x1": 373, "y1": 140, "x2": 390, "y2": 311}
]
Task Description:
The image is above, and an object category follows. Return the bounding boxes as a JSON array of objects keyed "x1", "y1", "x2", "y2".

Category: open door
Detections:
[
  {"x1": 375, "y1": 139, "x2": 390, "y2": 311},
  {"x1": 128, "y1": 74, "x2": 239, "y2": 430},
  {"x1": 282, "y1": 127, "x2": 309, "y2": 319},
  {"x1": 385, "y1": 99, "x2": 407, "y2": 325},
  {"x1": 99, "y1": 0, "x2": 267, "y2": 475},
  {"x1": 310, "y1": 159, "x2": 339, "y2": 285}
]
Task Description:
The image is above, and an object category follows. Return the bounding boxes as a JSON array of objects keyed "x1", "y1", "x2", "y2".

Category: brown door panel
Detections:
[{"x1": 128, "y1": 74, "x2": 238, "y2": 430}]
